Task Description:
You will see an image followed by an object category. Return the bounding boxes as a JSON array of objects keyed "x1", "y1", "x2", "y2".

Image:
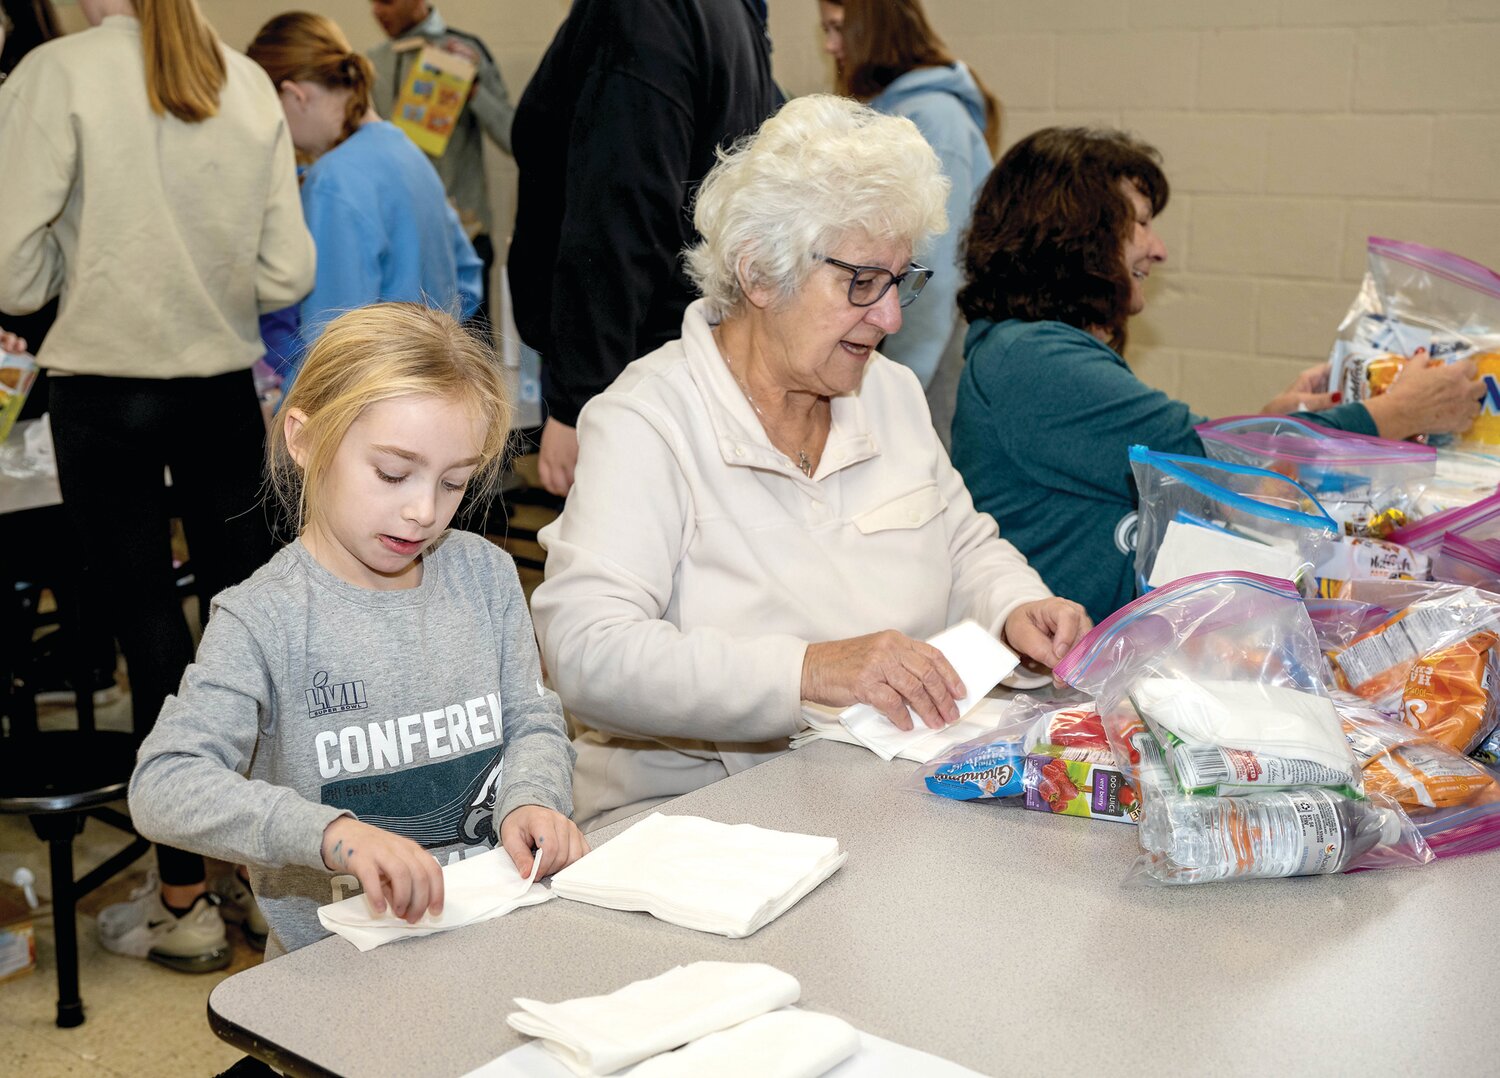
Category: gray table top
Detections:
[{"x1": 208, "y1": 739, "x2": 1500, "y2": 1078}]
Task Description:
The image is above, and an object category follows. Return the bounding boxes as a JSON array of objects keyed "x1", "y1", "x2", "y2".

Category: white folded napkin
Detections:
[
  {"x1": 1131, "y1": 678, "x2": 1353, "y2": 771},
  {"x1": 798, "y1": 696, "x2": 1027, "y2": 763},
  {"x1": 1147, "y1": 519, "x2": 1303, "y2": 588},
  {"x1": 469, "y1": 1008, "x2": 988, "y2": 1078},
  {"x1": 629, "y1": 1008, "x2": 857, "y2": 1077},
  {"x1": 550, "y1": 814, "x2": 846, "y2": 938},
  {"x1": 836, "y1": 620, "x2": 1019, "y2": 761},
  {"x1": 317, "y1": 847, "x2": 551, "y2": 952},
  {"x1": 505, "y1": 962, "x2": 801, "y2": 1077}
]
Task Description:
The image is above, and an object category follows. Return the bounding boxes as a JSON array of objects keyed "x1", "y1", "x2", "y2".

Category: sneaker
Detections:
[
  {"x1": 210, "y1": 870, "x2": 268, "y2": 951},
  {"x1": 96, "y1": 872, "x2": 231, "y2": 973}
]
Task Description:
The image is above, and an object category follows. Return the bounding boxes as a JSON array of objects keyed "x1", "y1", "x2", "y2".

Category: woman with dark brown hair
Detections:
[
  {"x1": 819, "y1": 0, "x2": 996, "y2": 435},
  {"x1": 950, "y1": 126, "x2": 1483, "y2": 624},
  {"x1": 248, "y1": 10, "x2": 481, "y2": 377}
]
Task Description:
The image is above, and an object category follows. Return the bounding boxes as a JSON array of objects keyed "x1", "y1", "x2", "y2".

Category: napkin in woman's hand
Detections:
[
  {"x1": 506, "y1": 961, "x2": 801, "y2": 1076},
  {"x1": 317, "y1": 846, "x2": 553, "y2": 952}
]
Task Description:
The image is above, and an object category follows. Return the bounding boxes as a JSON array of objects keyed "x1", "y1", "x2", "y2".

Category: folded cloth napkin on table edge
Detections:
[
  {"x1": 549, "y1": 813, "x2": 847, "y2": 937},
  {"x1": 469, "y1": 1007, "x2": 989, "y2": 1077},
  {"x1": 317, "y1": 846, "x2": 550, "y2": 952},
  {"x1": 505, "y1": 961, "x2": 800, "y2": 1076}
]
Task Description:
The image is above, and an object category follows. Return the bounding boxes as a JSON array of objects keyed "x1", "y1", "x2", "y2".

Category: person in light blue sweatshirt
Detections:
[
  {"x1": 248, "y1": 12, "x2": 480, "y2": 377},
  {"x1": 820, "y1": 0, "x2": 998, "y2": 443}
]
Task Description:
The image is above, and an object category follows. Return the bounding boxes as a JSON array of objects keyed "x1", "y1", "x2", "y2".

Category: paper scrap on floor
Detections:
[
  {"x1": 834, "y1": 620, "x2": 1019, "y2": 761},
  {"x1": 1147, "y1": 518, "x2": 1304, "y2": 589},
  {"x1": 472, "y1": 1007, "x2": 986, "y2": 1077},
  {"x1": 317, "y1": 847, "x2": 551, "y2": 951},
  {"x1": 549, "y1": 813, "x2": 846, "y2": 937}
]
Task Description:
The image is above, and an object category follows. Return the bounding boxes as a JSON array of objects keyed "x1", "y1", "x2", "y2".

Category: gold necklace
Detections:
[{"x1": 723, "y1": 354, "x2": 814, "y2": 476}]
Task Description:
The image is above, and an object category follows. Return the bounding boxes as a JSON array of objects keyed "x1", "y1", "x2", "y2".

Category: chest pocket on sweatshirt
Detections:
[{"x1": 851, "y1": 482, "x2": 947, "y2": 534}]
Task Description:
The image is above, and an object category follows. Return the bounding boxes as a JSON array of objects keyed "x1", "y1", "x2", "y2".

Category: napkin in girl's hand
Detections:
[{"x1": 317, "y1": 846, "x2": 552, "y2": 952}]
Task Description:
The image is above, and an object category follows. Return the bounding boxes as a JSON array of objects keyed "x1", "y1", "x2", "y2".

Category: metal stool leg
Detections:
[{"x1": 36, "y1": 814, "x2": 86, "y2": 1027}]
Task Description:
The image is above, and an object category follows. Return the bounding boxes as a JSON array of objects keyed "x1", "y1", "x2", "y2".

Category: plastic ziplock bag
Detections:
[
  {"x1": 1197, "y1": 415, "x2": 1435, "y2": 538},
  {"x1": 1418, "y1": 446, "x2": 1500, "y2": 517},
  {"x1": 1389, "y1": 489, "x2": 1500, "y2": 555},
  {"x1": 1130, "y1": 446, "x2": 1339, "y2": 596},
  {"x1": 1338, "y1": 705, "x2": 1500, "y2": 859},
  {"x1": 1325, "y1": 582, "x2": 1500, "y2": 754},
  {"x1": 1328, "y1": 237, "x2": 1500, "y2": 449},
  {"x1": 1432, "y1": 533, "x2": 1500, "y2": 588},
  {"x1": 1056, "y1": 573, "x2": 1430, "y2": 883},
  {"x1": 912, "y1": 699, "x2": 1141, "y2": 824}
]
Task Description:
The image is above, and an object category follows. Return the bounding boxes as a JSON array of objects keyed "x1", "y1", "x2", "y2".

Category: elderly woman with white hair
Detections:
[{"x1": 532, "y1": 95, "x2": 1089, "y2": 827}]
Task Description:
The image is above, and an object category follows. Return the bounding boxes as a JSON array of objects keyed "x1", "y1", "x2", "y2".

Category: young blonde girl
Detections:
[{"x1": 130, "y1": 303, "x2": 585, "y2": 957}]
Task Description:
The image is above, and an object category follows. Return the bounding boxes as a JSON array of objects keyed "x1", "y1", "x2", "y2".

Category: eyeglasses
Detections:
[{"x1": 821, "y1": 257, "x2": 933, "y2": 308}]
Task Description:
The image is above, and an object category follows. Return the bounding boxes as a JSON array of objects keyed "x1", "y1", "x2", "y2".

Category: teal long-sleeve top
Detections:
[{"x1": 950, "y1": 318, "x2": 1378, "y2": 623}]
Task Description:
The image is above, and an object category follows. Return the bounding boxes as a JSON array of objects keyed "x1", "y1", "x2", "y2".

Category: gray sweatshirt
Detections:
[{"x1": 129, "y1": 531, "x2": 575, "y2": 955}]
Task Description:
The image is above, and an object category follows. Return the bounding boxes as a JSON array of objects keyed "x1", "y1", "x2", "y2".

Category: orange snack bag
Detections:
[
  {"x1": 1341, "y1": 712, "x2": 1496, "y2": 809},
  {"x1": 1329, "y1": 606, "x2": 1452, "y2": 703},
  {"x1": 1401, "y1": 631, "x2": 1500, "y2": 754}
]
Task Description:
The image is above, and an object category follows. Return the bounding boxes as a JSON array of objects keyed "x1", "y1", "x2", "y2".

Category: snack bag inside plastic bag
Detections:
[
  {"x1": 1328, "y1": 237, "x2": 1500, "y2": 449},
  {"x1": 1197, "y1": 415, "x2": 1435, "y2": 539},
  {"x1": 1057, "y1": 572, "x2": 1431, "y2": 883}
]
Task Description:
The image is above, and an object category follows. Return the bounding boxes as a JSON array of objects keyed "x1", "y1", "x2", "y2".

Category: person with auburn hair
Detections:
[
  {"x1": 819, "y1": 0, "x2": 998, "y2": 441},
  {"x1": 0, "y1": 0, "x2": 316, "y2": 970},
  {"x1": 248, "y1": 11, "x2": 481, "y2": 374},
  {"x1": 950, "y1": 127, "x2": 1484, "y2": 624},
  {"x1": 533, "y1": 96, "x2": 1088, "y2": 829}
]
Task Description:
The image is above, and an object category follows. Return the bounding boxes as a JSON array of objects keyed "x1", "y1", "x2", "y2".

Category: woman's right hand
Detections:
[
  {"x1": 802, "y1": 630, "x2": 966, "y2": 731},
  {"x1": 0, "y1": 327, "x2": 27, "y2": 354},
  {"x1": 321, "y1": 817, "x2": 444, "y2": 923},
  {"x1": 1365, "y1": 357, "x2": 1483, "y2": 440}
]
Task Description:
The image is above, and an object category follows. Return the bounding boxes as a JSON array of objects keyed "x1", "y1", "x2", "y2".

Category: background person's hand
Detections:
[
  {"x1": 1002, "y1": 598, "x2": 1092, "y2": 669},
  {"x1": 500, "y1": 805, "x2": 590, "y2": 878},
  {"x1": 321, "y1": 817, "x2": 445, "y2": 923},
  {"x1": 538, "y1": 417, "x2": 579, "y2": 496},
  {"x1": 1364, "y1": 357, "x2": 1484, "y2": 440},
  {"x1": 802, "y1": 630, "x2": 966, "y2": 732},
  {"x1": 1262, "y1": 363, "x2": 1337, "y2": 415},
  {"x1": 0, "y1": 326, "x2": 27, "y2": 354}
]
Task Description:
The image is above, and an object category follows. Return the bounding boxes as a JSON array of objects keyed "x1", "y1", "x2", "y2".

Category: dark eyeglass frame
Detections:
[{"x1": 821, "y1": 256, "x2": 933, "y2": 308}]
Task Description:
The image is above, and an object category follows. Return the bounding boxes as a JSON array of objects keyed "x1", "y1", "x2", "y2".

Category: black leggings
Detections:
[{"x1": 49, "y1": 370, "x2": 276, "y2": 886}]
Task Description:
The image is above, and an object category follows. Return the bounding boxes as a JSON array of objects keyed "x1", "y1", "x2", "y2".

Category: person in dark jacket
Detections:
[{"x1": 508, "y1": 0, "x2": 781, "y2": 495}]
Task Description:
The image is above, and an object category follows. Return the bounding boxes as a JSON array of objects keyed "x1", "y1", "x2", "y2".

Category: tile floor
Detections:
[{"x1": 0, "y1": 465, "x2": 555, "y2": 1076}]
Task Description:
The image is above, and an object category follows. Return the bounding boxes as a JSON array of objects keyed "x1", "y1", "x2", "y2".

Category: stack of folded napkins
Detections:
[
  {"x1": 549, "y1": 814, "x2": 846, "y2": 937},
  {"x1": 487, "y1": 962, "x2": 985, "y2": 1078},
  {"x1": 800, "y1": 620, "x2": 1020, "y2": 762},
  {"x1": 504, "y1": 962, "x2": 847, "y2": 1077},
  {"x1": 797, "y1": 695, "x2": 1027, "y2": 763},
  {"x1": 317, "y1": 847, "x2": 550, "y2": 951}
]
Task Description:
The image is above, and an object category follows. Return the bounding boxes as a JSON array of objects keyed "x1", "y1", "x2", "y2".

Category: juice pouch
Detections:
[
  {"x1": 1401, "y1": 631, "x2": 1500, "y2": 754},
  {"x1": 1022, "y1": 704, "x2": 1114, "y2": 764},
  {"x1": 1341, "y1": 712, "x2": 1496, "y2": 809},
  {"x1": 1021, "y1": 752, "x2": 1138, "y2": 824}
]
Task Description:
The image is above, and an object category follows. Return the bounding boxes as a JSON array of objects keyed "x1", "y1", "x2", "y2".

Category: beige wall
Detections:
[{"x1": 58, "y1": 1, "x2": 1500, "y2": 418}]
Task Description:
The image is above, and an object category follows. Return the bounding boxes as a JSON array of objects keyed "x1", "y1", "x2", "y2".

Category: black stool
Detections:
[{"x1": 0, "y1": 730, "x2": 150, "y2": 1027}]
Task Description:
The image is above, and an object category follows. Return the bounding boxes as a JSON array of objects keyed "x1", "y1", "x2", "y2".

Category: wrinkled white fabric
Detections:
[
  {"x1": 798, "y1": 696, "x2": 1027, "y2": 763},
  {"x1": 504, "y1": 962, "x2": 800, "y2": 1077},
  {"x1": 1131, "y1": 678, "x2": 1353, "y2": 771},
  {"x1": 549, "y1": 814, "x2": 846, "y2": 937},
  {"x1": 835, "y1": 621, "x2": 1018, "y2": 761},
  {"x1": 317, "y1": 847, "x2": 551, "y2": 952}
]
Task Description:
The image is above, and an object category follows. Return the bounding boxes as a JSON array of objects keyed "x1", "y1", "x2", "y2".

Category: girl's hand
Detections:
[
  {"x1": 321, "y1": 817, "x2": 444, "y2": 922},
  {"x1": 802, "y1": 630, "x2": 966, "y2": 732},
  {"x1": 1003, "y1": 598, "x2": 1092, "y2": 669},
  {"x1": 500, "y1": 805, "x2": 590, "y2": 878}
]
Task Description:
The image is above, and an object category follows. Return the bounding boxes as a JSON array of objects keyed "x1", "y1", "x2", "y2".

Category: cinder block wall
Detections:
[{"x1": 59, "y1": 1, "x2": 1496, "y2": 419}]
